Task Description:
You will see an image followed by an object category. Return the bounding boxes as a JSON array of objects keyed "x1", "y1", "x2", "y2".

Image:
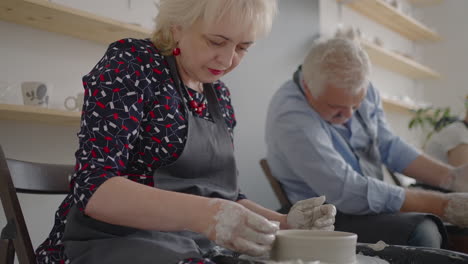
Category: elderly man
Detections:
[{"x1": 265, "y1": 37, "x2": 468, "y2": 248}]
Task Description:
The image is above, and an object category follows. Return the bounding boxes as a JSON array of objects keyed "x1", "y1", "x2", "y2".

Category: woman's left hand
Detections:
[{"x1": 286, "y1": 196, "x2": 336, "y2": 231}]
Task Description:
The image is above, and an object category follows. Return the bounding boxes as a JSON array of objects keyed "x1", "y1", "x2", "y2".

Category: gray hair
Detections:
[
  {"x1": 151, "y1": 0, "x2": 278, "y2": 55},
  {"x1": 302, "y1": 37, "x2": 371, "y2": 97}
]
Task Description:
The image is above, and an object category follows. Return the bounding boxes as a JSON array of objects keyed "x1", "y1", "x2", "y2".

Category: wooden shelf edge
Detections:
[
  {"x1": 382, "y1": 98, "x2": 417, "y2": 114},
  {"x1": 408, "y1": 0, "x2": 444, "y2": 7},
  {"x1": 0, "y1": 0, "x2": 152, "y2": 45},
  {"x1": 0, "y1": 104, "x2": 81, "y2": 126},
  {"x1": 337, "y1": 0, "x2": 441, "y2": 42},
  {"x1": 361, "y1": 40, "x2": 441, "y2": 80},
  {"x1": 381, "y1": 98, "x2": 433, "y2": 115}
]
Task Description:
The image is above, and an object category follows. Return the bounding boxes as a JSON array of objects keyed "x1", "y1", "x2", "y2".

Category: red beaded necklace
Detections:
[
  {"x1": 172, "y1": 52, "x2": 206, "y2": 115},
  {"x1": 185, "y1": 85, "x2": 207, "y2": 115}
]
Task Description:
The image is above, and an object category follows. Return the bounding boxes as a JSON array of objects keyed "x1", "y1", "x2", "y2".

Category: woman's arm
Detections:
[
  {"x1": 85, "y1": 178, "x2": 279, "y2": 257},
  {"x1": 85, "y1": 177, "x2": 212, "y2": 233},
  {"x1": 237, "y1": 199, "x2": 288, "y2": 229},
  {"x1": 448, "y1": 143, "x2": 468, "y2": 167},
  {"x1": 238, "y1": 198, "x2": 336, "y2": 231}
]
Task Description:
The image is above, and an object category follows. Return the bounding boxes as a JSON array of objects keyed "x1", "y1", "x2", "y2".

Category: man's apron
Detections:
[
  {"x1": 292, "y1": 66, "x2": 447, "y2": 247},
  {"x1": 62, "y1": 56, "x2": 239, "y2": 263}
]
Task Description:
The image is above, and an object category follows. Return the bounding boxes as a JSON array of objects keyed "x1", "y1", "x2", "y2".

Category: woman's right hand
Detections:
[{"x1": 201, "y1": 198, "x2": 279, "y2": 256}]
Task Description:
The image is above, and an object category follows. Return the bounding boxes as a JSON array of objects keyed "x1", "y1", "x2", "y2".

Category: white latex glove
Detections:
[
  {"x1": 442, "y1": 164, "x2": 468, "y2": 192},
  {"x1": 287, "y1": 196, "x2": 336, "y2": 231},
  {"x1": 203, "y1": 199, "x2": 280, "y2": 256},
  {"x1": 443, "y1": 193, "x2": 468, "y2": 227}
]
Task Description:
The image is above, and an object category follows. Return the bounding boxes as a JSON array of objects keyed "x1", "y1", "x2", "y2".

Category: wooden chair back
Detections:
[
  {"x1": 259, "y1": 159, "x2": 292, "y2": 211},
  {"x1": 0, "y1": 145, "x2": 72, "y2": 264}
]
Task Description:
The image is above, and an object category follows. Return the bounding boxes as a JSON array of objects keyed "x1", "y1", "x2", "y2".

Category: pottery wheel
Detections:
[{"x1": 264, "y1": 254, "x2": 389, "y2": 264}]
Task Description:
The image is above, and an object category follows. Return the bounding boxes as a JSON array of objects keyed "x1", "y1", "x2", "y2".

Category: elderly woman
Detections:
[{"x1": 35, "y1": 1, "x2": 335, "y2": 263}]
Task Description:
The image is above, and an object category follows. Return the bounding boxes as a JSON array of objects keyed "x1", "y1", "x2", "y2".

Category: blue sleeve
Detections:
[
  {"x1": 369, "y1": 86, "x2": 421, "y2": 173},
  {"x1": 273, "y1": 109, "x2": 405, "y2": 215}
]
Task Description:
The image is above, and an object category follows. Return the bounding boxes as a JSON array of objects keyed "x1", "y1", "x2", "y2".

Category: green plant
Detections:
[{"x1": 408, "y1": 107, "x2": 457, "y2": 144}]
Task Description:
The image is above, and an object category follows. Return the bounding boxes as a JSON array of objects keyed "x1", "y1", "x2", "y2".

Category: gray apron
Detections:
[
  {"x1": 292, "y1": 66, "x2": 448, "y2": 247},
  {"x1": 62, "y1": 56, "x2": 239, "y2": 264},
  {"x1": 340, "y1": 110, "x2": 384, "y2": 180}
]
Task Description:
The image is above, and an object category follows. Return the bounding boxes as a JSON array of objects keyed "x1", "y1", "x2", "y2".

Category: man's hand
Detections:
[
  {"x1": 287, "y1": 196, "x2": 336, "y2": 230},
  {"x1": 442, "y1": 164, "x2": 468, "y2": 192},
  {"x1": 443, "y1": 193, "x2": 468, "y2": 227}
]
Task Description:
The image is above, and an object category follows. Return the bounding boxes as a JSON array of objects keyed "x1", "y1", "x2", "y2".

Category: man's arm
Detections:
[
  {"x1": 438, "y1": 122, "x2": 468, "y2": 167},
  {"x1": 401, "y1": 188, "x2": 468, "y2": 229},
  {"x1": 368, "y1": 88, "x2": 467, "y2": 224},
  {"x1": 400, "y1": 188, "x2": 448, "y2": 216},
  {"x1": 271, "y1": 112, "x2": 405, "y2": 215},
  {"x1": 370, "y1": 87, "x2": 454, "y2": 186},
  {"x1": 402, "y1": 154, "x2": 453, "y2": 187}
]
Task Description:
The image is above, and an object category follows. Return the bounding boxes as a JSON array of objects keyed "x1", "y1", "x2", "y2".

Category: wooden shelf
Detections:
[
  {"x1": 382, "y1": 98, "x2": 417, "y2": 114},
  {"x1": 0, "y1": 0, "x2": 151, "y2": 45},
  {"x1": 0, "y1": 104, "x2": 81, "y2": 126},
  {"x1": 408, "y1": 0, "x2": 444, "y2": 6},
  {"x1": 361, "y1": 39, "x2": 441, "y2": 79},
  {"x1": 337, "y1": 0, "x2": 441, "y2": 42}
]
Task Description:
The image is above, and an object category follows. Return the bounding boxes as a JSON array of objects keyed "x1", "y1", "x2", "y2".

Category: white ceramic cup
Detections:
[
  {"x1": 21, "y1": 81, "x2": 50, "y2": 107},
  {"x1": 271, "y1": 230, "x2": 357, "y2": 264},
  {"x1": 64, "y1": 93, "x2": 84, "y2": 111}
]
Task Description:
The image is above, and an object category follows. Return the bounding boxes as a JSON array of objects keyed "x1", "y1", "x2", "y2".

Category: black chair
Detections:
[{"x1": 0, "y1": 145, "x2": 72, "y2": 264}]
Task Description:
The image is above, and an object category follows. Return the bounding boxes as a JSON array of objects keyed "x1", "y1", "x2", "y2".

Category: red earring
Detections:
[{"x1": 173, "y1": 47, "x2": 181, "y2": 56}]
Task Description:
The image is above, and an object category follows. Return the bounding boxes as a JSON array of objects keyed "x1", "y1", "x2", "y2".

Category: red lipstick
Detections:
[{"x1": 209, "y1": 68, "x2": 224, "y2": 75}]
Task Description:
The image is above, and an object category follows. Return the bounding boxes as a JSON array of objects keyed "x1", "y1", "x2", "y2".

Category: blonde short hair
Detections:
[
  {"x1": 302, "y1": 37, "x2": 371, "y2": 96},
  {"x1": 152, "y1": 0, "x2": 278, "y2": 55}
]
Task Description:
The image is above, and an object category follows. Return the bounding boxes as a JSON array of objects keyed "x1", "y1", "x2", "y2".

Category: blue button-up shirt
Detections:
[{"x1": 265, "y1": 74, "x2": 420, "y2": 215}]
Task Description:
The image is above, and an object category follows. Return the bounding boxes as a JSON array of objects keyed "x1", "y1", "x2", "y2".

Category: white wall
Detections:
[
  {"x1": 0, "y1": 0, "x2": 321, "y2": 252},
  {"x1": 0, "y1": 20, "x2": 108, "y2": 251},
  {"x1": 419, "y1": 0, "x2": 468, "y2": 115}
]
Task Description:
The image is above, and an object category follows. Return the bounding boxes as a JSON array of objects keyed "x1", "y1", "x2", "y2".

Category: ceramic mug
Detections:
[
  {"x1": 21, "y1": 81, "x2": 49, "y2": 107},
  {"x1": 64, "y1": 93, "x2": 84, "y2": 111}
]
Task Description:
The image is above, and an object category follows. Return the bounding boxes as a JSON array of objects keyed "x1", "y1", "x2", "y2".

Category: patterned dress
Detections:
[{"x1": 35, "y1": 38, "x2": 245, "y2": 264}]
